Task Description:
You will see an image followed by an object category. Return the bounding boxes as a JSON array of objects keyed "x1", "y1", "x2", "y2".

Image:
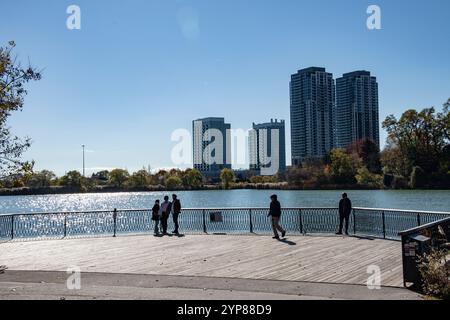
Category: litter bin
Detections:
[{"x1": 401, "y1": 234, "x2": 431, "y2": 289}]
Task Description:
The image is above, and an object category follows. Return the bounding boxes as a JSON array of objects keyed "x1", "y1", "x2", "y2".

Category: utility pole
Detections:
[{"x1": 82, "y1": 145, "x2": 85, "y2": 177}]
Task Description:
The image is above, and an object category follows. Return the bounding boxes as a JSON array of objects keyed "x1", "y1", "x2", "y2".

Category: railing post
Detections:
[
  {"x1": 11, "y1": 215, "x2": 14, "y2": 240},
  {"x1": 382, "y1": 211, "x2": 386, "y2": 239},
  {"x1": 64, "y1": 213, "x2": 68, "y2": 238},
  {"x1": 417, "y1": 213, "x2": 421, "y2": 227},
  {"x1": 353, "y1": 209, "x2": 356, "y2": 235},
  {"x1": 249, "y1": 209, "x2": 253, "y2": 233},
  {"x1": 299, "y1": 209, "x2": 304, "y2": 234},
  {"x1": 113, "y1": 208, "x2": 117, "y2": 238},
  {"x1": 202, "y1": 209, "x2": 207, "y2": 233}
]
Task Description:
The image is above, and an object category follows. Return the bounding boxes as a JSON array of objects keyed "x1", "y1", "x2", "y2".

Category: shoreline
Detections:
[{"x1": 0, "y1": 185, "x2": 448, "y2": 197}]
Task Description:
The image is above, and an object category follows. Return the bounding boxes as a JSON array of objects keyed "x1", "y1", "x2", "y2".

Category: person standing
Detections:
[
  {"x1": 268, "y1": 194, "x2": 286, "y2": 240},
  {"x1": 171, "y1": 194, "x2": 182, "y2": 235},
  {"x1": 160, "y1": 196, "x2": 171, "y2": 235},
  {"x1": 152, "y1": 200, "x2": 161, "y2": 236},
  {"x1": 336, "y1": 193, "x2": 352, "y2": 235}
]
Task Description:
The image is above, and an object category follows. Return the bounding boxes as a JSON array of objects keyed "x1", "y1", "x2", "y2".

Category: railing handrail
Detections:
[
  {"x1": 354, "y1": 207, "x2": 450, "y2": 216},
  {"x1": 1, "y1": 206, "x2": 450, "y2": 217},
  {"x1": 398, "y1": 216, "x2": 450, "y2": 236},
  {"x1": 0, "y1": 209, "x2": 115, "y2": 217}
]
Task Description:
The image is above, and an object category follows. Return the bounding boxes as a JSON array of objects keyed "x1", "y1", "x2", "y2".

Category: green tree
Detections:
[
  {"x1": 355, "y1": 166, "x2": 383, "y2": 188},
  {"x1": 128, "y1": 169, "x2": 151, "y2": 188},
  {"x1": 330, "y1": 149, "x2": 360, "y2": 184},
  {"x1": 154, "y1": 170, "x2": 167, "y2": 186},
  {"x1": 381, "y1": 141, "x2": 412, "y2": 178},
  {"x1": 92, "y1": 170, "x2": 109, "y2": 182},
  {"x1": 59, "y1": 171, "x2": 83, "y2": 188},
  {"x1": 383, "y1": 103, "x2": 450, "y2": 175},
  {"x1": 409, "y1": 166, "x2": 427, "y2": 189},
  {"x1": 220, "y1": 168, "x2": 235, "y2": 189},
  {"x1": 27, "y1": 170, "x2": 56, "y2": 188},
  {"x1": 165, "y1": 175, "x2": 182, "y2": 190},
  {"x1": 1, "y1": 41, "x2": 41, "y2": 177},
  {"x1": 182, "y1": 168, "x2": 203, "y2": 188},
  {"x1": 108, "y1": 169, "x2": 130, "y2": 188}
]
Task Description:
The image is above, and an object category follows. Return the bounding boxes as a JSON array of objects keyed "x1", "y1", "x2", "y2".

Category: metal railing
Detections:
[{"x1": 0, "y1": 207, "x2": 449, "y2": 242}]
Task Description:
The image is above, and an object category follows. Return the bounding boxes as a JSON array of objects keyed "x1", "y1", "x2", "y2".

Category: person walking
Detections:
[
  {"x1": 336, "y1": 193, "x2": 352, "y2": 235},
  {"x1": 171, "y1": 194, "x2": 182, "y2": 235},
  {"x1": 151, "y1": 200, "x2": 161, "y2": 236},
  {"x1": 268, "y1": 194, "x2": 286, "y2": 240},
  {"x1": 160, "y1": 196, "x2": 171, "y2": 235}
]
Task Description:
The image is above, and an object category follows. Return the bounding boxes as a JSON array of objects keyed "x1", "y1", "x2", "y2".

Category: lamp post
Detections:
[{"x1": 82, "y1": 144, "x2": 85, "y2": 177}]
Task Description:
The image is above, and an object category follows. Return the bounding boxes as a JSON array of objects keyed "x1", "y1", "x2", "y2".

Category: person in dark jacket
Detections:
[
  {"x1": 268, "y1": 194, "x2": 286, "y2": 239},
  {"x1": 171, "y1": 194, "x2": 182, "y2": 235},
  {"x1": 336, "y1": 193, "x2": 352, "y2": 235},
  {"x1": 152, "y1": 200, "x2": 161, "y2": 236},
  {"x1": 160, "y1": 196, "x2": 171, "y2": 235}
]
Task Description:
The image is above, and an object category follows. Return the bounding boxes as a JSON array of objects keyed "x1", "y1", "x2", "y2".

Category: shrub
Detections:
[
  {"x1": 165, "y1": 175, "x2": 182, "y2": 190},
  {"x1": 418, "y1": 249, "x2": 450, "y2": 300},
  {"x1": 355, "y1": 167, "x2": 384, "y2": 188}
]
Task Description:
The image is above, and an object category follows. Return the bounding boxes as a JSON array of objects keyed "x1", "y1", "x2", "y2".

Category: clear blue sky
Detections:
[{"x1": 2, "y1": 0, "x2": 449, "y2": 176}]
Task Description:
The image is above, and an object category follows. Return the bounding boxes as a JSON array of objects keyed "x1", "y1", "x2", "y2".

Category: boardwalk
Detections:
[{"x1": 0, "y1": 234, "x2": 404, "y2": 287}]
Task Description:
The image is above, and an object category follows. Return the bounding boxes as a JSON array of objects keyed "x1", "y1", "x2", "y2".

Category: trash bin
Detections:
[{"x1": 401, "y1": 234, "x2": 431, "y2": 288}]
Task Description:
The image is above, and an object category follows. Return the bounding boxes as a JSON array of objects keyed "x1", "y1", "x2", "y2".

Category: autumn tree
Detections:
[
  {"x1": 182, "y1": 168, "x2": 203, "y2": 189},
  {"x1": 329, "y1": 149, "x2": 360, "y2": 184},
  {"x1": 347, "y1": 139, "x2": 381, "y2": 173},
  {"x1": 128, "y1": 169, "x2": 151, "y2": 188},
  {"x1": 108, "y1": 169, "x2": 130, "y2": 188},
  {"x1": 220, "y1": 168, "x2": 235, "y2": 189},
  {"x1": 0, "y1": 41, "x2": 41, "y2": 178},
  {"x1": 382, "y1": 100, "x2": 450, "y2": 187}
]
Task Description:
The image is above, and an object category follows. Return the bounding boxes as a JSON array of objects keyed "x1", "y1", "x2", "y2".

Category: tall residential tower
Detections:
[
  {"x1": 249, "y1": 119, "x2": 286, "y2": 175},
  {"x1": 335, "y1": 71, "x2": 379, "y2": 148},
  {"x1": 192, "y1": 117, "x2": 231, "y2": 178},
  {"x1": 290, "y1": 67, "x2": 335, "y2": 165}
]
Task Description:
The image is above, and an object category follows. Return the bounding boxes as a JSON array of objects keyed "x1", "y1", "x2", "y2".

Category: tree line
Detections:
[
  {"x1": 285, "y1": 99, "x2": 450, "y2": 189},
  {"x1": 1, "y1": 41, "x2": 449, "y2": 192}
]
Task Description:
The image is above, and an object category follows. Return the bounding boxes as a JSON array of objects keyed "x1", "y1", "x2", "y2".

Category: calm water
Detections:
[{"x1": 0, "y1": 190, "x2": 449, "y2": 215}]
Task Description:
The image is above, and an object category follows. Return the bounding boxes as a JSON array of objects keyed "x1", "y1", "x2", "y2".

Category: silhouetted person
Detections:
[
  {"x1": 160, "y1": 196, "x2": 171, "y2": 235},
  {"x1": 268, "y1": 194, "x2": 286, "y2": 240},
  {"x1": 171, "y1": 194, "x2": 181, "y2": 235},
  {"x1": 152, "y1": 200, "x2": 161, "y2": 236},
  {"x1": 336, "y1": 193, "x2": 352, "y2": 235}
]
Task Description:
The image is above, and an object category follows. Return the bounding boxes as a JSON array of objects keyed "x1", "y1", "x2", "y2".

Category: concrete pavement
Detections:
[{"x1": 0, "y1": 270, "x2": 421, "y2": 300}]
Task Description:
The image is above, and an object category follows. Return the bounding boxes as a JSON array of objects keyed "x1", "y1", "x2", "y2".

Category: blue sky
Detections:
[{"x1": 2, "y1": 0, "x2": 449, "y2": 176}]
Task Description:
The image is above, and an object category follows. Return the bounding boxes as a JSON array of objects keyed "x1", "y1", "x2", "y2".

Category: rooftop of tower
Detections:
[{"x1": 342, "y1": 70, "x2": 372, "y2": 78}]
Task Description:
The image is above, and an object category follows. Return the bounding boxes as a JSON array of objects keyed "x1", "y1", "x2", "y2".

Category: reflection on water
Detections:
[
  {"x1": 0, "y1": 190, "x2": 450, "y2": 214},
  {"x1": 0, "y1": 190, "x2": 449, "y2": 215}
]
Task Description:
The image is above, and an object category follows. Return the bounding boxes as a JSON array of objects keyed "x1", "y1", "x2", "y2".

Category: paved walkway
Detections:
[
  {"x1": 0, "y1": 271, "x2": 420, "y2": 300},
  {"x1": 0, "y1": 234, "x2": 420, "y2": 299}
]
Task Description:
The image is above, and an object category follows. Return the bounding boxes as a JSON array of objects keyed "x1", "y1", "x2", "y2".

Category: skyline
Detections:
[{"x1": 2, "y1": 0, "x2": 450, "y2": 176}]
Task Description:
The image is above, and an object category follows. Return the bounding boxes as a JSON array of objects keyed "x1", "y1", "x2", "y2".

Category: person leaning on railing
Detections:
[
  {"x1": 268, "y1": 194, "x2": 286, "y2": 240},
  {"x1": 336, "y1": 193, "x2": 352, "y2": 236}
]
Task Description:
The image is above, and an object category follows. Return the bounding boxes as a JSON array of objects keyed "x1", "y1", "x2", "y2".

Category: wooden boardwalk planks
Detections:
[{"x1": 0, "y1": 234, "x2": 404, "y2": 287}]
